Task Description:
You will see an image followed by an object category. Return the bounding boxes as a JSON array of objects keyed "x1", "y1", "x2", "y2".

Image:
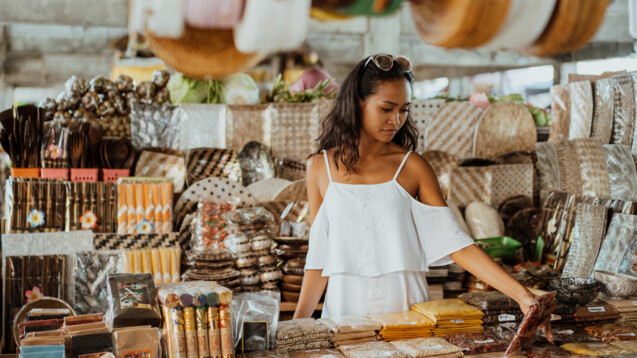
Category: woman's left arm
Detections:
[{"x1": 408, "y1": 154, "x2": 536, "y2": 314}]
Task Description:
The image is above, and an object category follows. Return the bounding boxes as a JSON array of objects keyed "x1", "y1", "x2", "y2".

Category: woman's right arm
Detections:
[{"x1": 293, "y1": 154, "x2": 329, "y2": 319}]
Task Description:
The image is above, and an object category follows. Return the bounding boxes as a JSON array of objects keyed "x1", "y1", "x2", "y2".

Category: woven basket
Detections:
[
  {"x1": 548, "y1": 84, "x2": 571, "y2": 144},
  {"x1": 525, "y1": 0, "x2": 610, "y2": 56},
  {"x1": 611, "y1": 74, "x2": 636, "y2": 146},
  {"x1": 13, "y1": 297, "x2": 76, "y2": 345},
  {"x1": 425, "y1": 102, "x2": 483, "y2": 159},
  {"x1": 472, "y1": 102, "x2": 536, "y2": 159},
  {"x1": 271, "y1": 102, "x2": 323, "y2": 162},
  {"x1": 411, "y1": 99, "x2": 445, "y2": 153},
  {"x1": 572, "y1": 138, "x2": 611, "y2": 198},
  {"x1": 421, "y1": 150, "x2": 460, "y2": 199},
  {"x1": 568, "y1": 81, "x2": 594, "y2": 140},
  {"x1": 409, "y1": 0, "x2": 510, "y2": 48},
  {"x1": 274, "y1": 179, "x2": 308, "y2": 202},
  {"x1": 146, "y1": 27, "x2": 264, "y2": 79},
  {"x1": 590, "y1": 78, "x2": 614, "y2": 145}
]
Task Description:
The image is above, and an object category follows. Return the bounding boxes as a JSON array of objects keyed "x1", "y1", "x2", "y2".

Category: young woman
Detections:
[{"x1": 294, "y1": 54, "x2": 539, "y2": 320}]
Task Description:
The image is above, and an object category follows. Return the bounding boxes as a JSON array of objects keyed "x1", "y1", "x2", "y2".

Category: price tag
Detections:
[
  {"x1": 450, "y1": 320, "x2": 464, "y2": 324},
  {"x1": 619, "y1": 333, "x2": 636, "y2": 336},
  {"x1": 474, "y1": 339, "x2": 494, "y2": 344},
  {"x1": 555, "y1": 330, "x2": 574, "y2": 335},
  {"x1": 587, "y1": 306, "x2": 605, "y2": 313},
  {"x1": 498, "y1": 314, "x2": 516, "y2": 322},
  {"x1": 588, "y1": 344, "x2": 609, "y2": 348}
]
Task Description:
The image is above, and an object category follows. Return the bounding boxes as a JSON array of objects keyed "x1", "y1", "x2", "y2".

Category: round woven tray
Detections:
[
  {"x1": 274, "y1": 179, "x2": 308, "y2": 202},
  {"x1": 525, "y1": 0, "x2": 610, "y2": 56},
  {"x1": 146, "y1": 27, "x2": 264, "y2": 79},
  {"x1": 472, "y1": 102, "x2": 536, "y2": 159},
  {"x1": 13, "y1": 297, "x2": 76, "y2": 345},
  {"x1": 410, "y1": 0, "x2": 510, "y2": 48}
]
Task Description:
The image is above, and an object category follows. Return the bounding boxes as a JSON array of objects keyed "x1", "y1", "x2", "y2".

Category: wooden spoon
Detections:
[{"x1": 106, "y1": 139, "x2": 129, "y2": 169}]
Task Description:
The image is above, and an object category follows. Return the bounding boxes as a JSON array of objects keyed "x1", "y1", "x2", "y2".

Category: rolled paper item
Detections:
[
  {"x1": 162, "y1": 306, "x2": 174, "y2": 356},
  {"x1": 157, "y1": 287, "x2": 181, "y2": 308},
  {"x1": 170, "y1": 307, "x2": 188, "y2": 358},
  {"x1": 207, "y1": 306, "x2": 222, "y2": 358},
  {"x1": 117, "y1": 185, "x2": 128, "y2": 234},
  {"x1": 180, "y1": 291, "x2": 194, "y2": 308},
  {"x1": 143, "y1": 183, "x2": 155, "y2": 229},
  {"x1": 214, "y1": 286, "x2": 233, "y2": 305},
  {"x1": 162, "y1": 182, "x2": 173, "y2": 233},
  {"x1": 135, "y1": 184, "x2": 144, "y2": 232},
  {"x1": 218, "y1": 305, "x2": 234, "y2": 358},
  {"x1": 133, "y1": 250, "x2": 142, "y2": 274},
  {"x1": 196, "y1": 307, "x2": 210, "y2": 358},
  {"x1": 151, "y1": 248, "x2": 163, "y2": 284},
  {"x1": 206, "y1": 291, "x2": 220, "y2": 307},
  {"x1": 184, "y1": 307, "x2": 199, "y2": 358}
]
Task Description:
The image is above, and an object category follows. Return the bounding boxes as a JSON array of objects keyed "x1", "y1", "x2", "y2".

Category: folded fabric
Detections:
[
  {"x1": 277, "y1": 318, "x2": 331, "y2": 340},
  {"x1": 319, "y1": 315, "x2": 382, "y2": 333},
  {"x1": 444, "y1": 331, "x2": 508, "y2": 355},
  {"x1": 413, "y1": 299, "x2": 484, "y2": 323},
  {"x1": 338, "y1": 341, "x2": 410, "y2": 358},
  {"x1": 389, "y1": 337, "x2": 464, "y2": 358},
  {"x1": 331, "y1": 331, "x2": 377, "y2": 342}
]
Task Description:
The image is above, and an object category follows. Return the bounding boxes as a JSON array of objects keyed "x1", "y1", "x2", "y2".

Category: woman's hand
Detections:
[{"x1": 516, "y1": 290, "x2": 537, "y2": 316}]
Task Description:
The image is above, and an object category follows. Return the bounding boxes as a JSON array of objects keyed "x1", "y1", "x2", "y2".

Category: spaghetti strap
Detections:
[
  {"x1": 393, "y1": 151, "x2": 412, "y2": 180},
  {"x1": 323, "y1": 150, "x2": 333, "y2": 182}
]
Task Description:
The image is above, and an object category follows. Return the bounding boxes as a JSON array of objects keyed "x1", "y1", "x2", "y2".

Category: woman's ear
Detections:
[{"x1": 358, "y1": 97, "x2": 367, "y2": 110}]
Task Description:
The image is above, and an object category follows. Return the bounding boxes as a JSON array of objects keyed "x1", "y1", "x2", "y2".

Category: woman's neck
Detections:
[{"x1": 357, "y1": 131, "x2": 391, "y2": 160}]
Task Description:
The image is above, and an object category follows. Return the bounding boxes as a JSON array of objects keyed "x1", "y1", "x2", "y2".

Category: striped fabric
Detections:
[
  {"x1": 425, "y1": 102, "x2": 483, "y2": 159},
  {"x1": 572, "y1": 138, "x2": 611, "y2": 198},
  {"x1": 411, "y1": 99, "x2": 445, "y2": 153},
  {"x1": 186, "y1": 148, "x2": 241, "y2": 186},
  {"x1": 568, "y1": 81, "x2": 593, "y2": 139},
  {"x1": 93, "y1": 233, "x2": 179, "y2": 250}
]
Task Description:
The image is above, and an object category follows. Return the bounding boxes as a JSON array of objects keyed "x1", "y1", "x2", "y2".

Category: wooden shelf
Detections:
[{"x1": 280, "y1": 302, "x2": 323, "y2": 312}]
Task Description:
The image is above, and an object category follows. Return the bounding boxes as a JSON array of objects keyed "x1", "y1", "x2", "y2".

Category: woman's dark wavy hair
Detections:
[{"x1": 315, "y1": 54, "x2": 418, "y2": 173}]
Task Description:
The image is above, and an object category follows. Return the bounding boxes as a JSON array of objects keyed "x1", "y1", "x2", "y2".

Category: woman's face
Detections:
[{"x1": 360, "y1": 79, "x2": 412, "y2": 143}]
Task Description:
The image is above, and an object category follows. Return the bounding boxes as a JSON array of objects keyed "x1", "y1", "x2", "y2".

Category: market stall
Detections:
[{"x1": 2, "y1": 0, "x2": 637, "y2": 357}]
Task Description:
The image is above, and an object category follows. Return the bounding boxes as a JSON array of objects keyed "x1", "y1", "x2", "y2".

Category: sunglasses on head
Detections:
[{"x1": 363, "y1": 55, "x2": 412, "y2": 73}]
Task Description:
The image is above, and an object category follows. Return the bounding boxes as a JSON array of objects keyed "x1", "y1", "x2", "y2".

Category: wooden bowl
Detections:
[
  {"x1": 282, "y1": 291, "x2": 300, "y2": 303},
  {"x1": 281, "y1": 282, "x2": 303, "y2": 293},
  {"x1": 282, "y1": 275, "x2": 304, "y2": 285}
]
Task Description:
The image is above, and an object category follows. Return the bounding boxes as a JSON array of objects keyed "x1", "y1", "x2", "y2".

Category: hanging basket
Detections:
[{"x1": 146, "y1": 27, "x2": 265, "y2": 79}]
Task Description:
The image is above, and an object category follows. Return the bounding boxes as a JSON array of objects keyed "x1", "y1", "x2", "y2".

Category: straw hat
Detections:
[{"x1": 146, "y1": 27, "x2": 264, "y2": 79}]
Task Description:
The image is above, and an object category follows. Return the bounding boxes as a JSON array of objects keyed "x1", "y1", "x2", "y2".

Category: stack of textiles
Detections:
[
  {"x1": 389, "y1": 337, "x2": 464, "y2": 358},
  {"x1": 318, "y1": 315, "x2": 382, "y2": 347},
  {"x1": 412, "y1": 299, "x2": 484, "y2": 336},
  {"x1": 459, "y1": 291, "x2": 523, "y2": 324},
  {"x1": 337, "y1": 341, "x2": 410, "y2": 358},
  {"x1": 367, "y1": 311, "x2": 435, "y2": 341},
  {"x1": 602, "y1": 297, "x2": 637, "y2": 324},
  {"x1": 276, "y1": 318, "x2": 331, "y2": 352}
]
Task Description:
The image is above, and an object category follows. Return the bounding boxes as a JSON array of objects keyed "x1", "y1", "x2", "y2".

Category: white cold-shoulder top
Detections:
[{"x1": 305, "y1": 150, "x2": 475, "y2": 277}]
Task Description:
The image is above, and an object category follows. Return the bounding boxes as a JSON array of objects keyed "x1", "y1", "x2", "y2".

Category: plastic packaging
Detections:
[
  {"x1": 40, "y1": 125, "x2": 70, "y2": 169},
  {"x1": 230, "y1": 292, "x2": 280, "y2": 353},
  {"x1": 618, "y1": 238, "x2": 637, "y2": 276},
  {"x1": 562, "y1": 204, "x2": 606, "y2": 278},
  {"x1": 131, "y1": 103, "x2": 181, "y2": 150},
  {"x1": 591, "y1": 78, "x2": 614, "y2": 144},
  {"x1": 106, "y1": 273, "x2": 161, "y2": 328},
  {"x1": 593, "y1": 213, "x2": 637, "y2": 273},
  {"x1": 604, "y1": 144, "x2": 637, "y2": 201},
  {"x1": 444, "y1": 331, "x2": 508, "y2": 355},
  {"x1": 610, "y1": 74, "x2": 635, "y2": 146},
  {"x1": 113, "y1": 326, "x2": 162, "y2": 358},
  {"x1": 116, "y1": 180, "x2": 173, "y2": 234},
  {"x1": 74, "y1": 250, "x2": 125, "y2": 315},
  {"x1": 568, "y1": 81, "x2": 593, "y2": 139}
]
